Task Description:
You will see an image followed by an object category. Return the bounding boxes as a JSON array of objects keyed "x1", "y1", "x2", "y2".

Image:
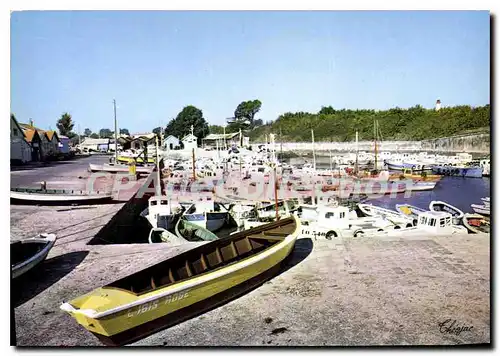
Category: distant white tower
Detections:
[{"x1": 435, "y1": 99, "x2": 441, "y2": 111}]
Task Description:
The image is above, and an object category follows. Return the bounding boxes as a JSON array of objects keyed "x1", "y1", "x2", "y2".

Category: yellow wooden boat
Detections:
[
  {"x1": 60, "y1": 216, "x2": 300, "y2": 346},
  {"x1": 117, "y1": 155, "x2": 155, "y2": 164}
]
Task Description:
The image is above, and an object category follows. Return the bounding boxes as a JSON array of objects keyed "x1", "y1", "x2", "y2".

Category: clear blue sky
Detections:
[{"x1": 11, "y1": 11, "x2": 490, "y2": 134}]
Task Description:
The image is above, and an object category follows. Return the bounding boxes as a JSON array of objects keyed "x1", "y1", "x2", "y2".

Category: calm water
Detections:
[
  {"x1": 284, "y1": 157, "x2": 490, "y2": 214},
  {"x1": 366, "y1": 176, "x2": 490, "y2": 214}
]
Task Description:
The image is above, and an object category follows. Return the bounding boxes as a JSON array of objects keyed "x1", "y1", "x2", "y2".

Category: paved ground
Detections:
[{"x1": 10, "y1": 155, "x2": 111, "y2": 188}]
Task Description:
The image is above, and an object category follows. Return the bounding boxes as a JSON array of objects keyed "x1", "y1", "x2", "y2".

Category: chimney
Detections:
[
  {"x1": 435, "y1": 99, "x2": 441, "y2": 111},
  {"x1": 29, "y1": 118, "x2": 34, "y2": 127}
]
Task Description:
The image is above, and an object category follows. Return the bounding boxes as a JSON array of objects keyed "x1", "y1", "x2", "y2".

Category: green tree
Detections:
[
  {"x1": 318, "y1": 106, "x2": 335, "y2": 115},
  {"x1": 152, "y1": 127, "x2": 163, "y2": 139},
  {"x1": 119, "y1": 128, "x2": 130, "y2": 135},
  {"x1": 209, "y1": 125, "x2": 225, "y2": 134},
  {"x1": 84, "y1": 128, "x2": 92, "y2": 137},
  {"x1": 99, "y1": 128, "x2": 113, "y2": 138},
  {"x1": 228, "y1": 99, "x2": 262, "y2": 131},
  {"x1": 56, "y1": 112, "x2": 74, "y2": 136},
  {"x1": 166, "y1": 106, "x2": 209, "y2": 143},
  {"x1": 246, "y1": 104, "x2": 490, "y2": 143},
  {"x1": 90, "y1": 133, "x2": 99, "y2": 139}
]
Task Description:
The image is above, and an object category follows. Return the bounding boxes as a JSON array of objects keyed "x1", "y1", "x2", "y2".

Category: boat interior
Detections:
[
  {"x1": 11, "y1": 241, "x2": 46, "y2": 266},
  {"x1": 106, "y1": 217, "x2": 297, "y2": 296}
]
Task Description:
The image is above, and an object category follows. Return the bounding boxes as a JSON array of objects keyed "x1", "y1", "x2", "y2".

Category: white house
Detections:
[
  {"x1": 182, "y1": 133, "x2": 198, "y2": 152},
  {"x1": 10, "y1": 115, "x2": 32, "y2": 163},
  {"x1": 164, "y1": 135, "x2": 181, "y2": 150}
]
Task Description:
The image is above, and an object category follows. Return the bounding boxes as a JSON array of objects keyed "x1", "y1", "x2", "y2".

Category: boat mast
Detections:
[
  {"x1": 355, "y1": 131, "x2": 359, "y2": 175},
  {"x1": 273, "y1": 163, "x2": 279, "y2": 221},
  {"x1": 192, "y1": 147, "x2": 196, "y2": 181},
  {"x1": 155, "y1": 135, "x2": 161, "y2": 196},
  {"x1": 373, "y1": 118, "x2": 378, "y2": 172},
  {"x1": 280, "y1": 127, "x2": 283, "y2": 161},
  {"x1": 311, "y1": 129, "x2": 316, "y2": 171},
  {"x1": 113, "y1": 99, "x2": 118, "y2": 164},
  {"x1": 223, "y1": 125, "x2": 227, "y2": 151}
]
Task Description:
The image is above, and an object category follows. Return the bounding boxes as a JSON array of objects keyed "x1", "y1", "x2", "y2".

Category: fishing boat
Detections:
[
  {"x1": 89, "y1": 163, "x2": 153, "y2": 175},
  {"x1": 481, "y1": 197, "x2": 490, "y2": 207},
  {"x1": 406, "y1": 181, "x2": 437, "y2": 192},
  {"x1": 431, "y1": 165, "x2": 483, "y2": 178},
  {"x1": 140, "y1": 196, "x2": 184, "y2": 231},
  {"x1": 389, "y1": 170, "x2": 441, "y2": 182},
  {"x1": 11, "y1": 234, "x2": 57, "y2": 279},
  {"x1": 181, "y1": 200, "x2": 229, "y2": 232},
  {"x1": 395, "y1": 204, "x2": 427, "y2": 220},
  {"x1": 298, "y1": 203, "x2": 413, "y2": 239},
  {"x1": 174, "y1": 218, "x2": 219, "y2": 242},
  {"x1": 10, "y1": 187, "x2": 113, "y2": 204},
  {"x1": 463, "y1": 213, "x2": 490, "y2": 234},
  {"x1": 60, "y1": 217, "x2": 300, "y2": 346},
  {"x1": 370, "y1": 211, "x2": 468, "y2": 237},
  {"x1": 429, "y1": 201, "x2": 464, "y2": 224},
  {"x1": 471, "y1": 203, "x2": 490, "y2": 216}
]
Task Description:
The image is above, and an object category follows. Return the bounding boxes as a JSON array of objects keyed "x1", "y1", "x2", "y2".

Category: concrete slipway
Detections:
[{"x1": 11, "y1": 182, "x2": 490, "y2": 346}]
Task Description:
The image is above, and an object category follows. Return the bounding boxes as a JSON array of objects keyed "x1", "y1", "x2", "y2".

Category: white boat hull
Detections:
[
  {"x1": 10, "y1": 189, "x2": 113, "y2": 202},
  {"x1": 429, "y1": 201, "x2": 464, "y2": 224},
  {"x1": 471, "y1": 204, "x2": 490, "y2": 216},
  {"x1": 89, "y1": 163, "x2": 153, "y2": 174}
]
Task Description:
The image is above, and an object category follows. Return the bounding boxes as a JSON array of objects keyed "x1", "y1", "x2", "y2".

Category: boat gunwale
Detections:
[
  {"x1": 11, "y1": 234, "x2": 57, "y2": 277},
  {"x1": 60, "y1": 217, "x2": 300, "y2": 320}
]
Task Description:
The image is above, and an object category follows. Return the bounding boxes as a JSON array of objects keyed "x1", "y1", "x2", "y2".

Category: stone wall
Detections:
[
  {"x1": 420, "y1": 133, "x2": 490, "y2": 154},
  {"x1": 252, "y1": 133, "x2": 490, "y2": 154}
]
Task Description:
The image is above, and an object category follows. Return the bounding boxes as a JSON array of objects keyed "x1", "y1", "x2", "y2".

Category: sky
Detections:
[{"x1": 10, "y1": 11, "x2": 490, "y2": 134}]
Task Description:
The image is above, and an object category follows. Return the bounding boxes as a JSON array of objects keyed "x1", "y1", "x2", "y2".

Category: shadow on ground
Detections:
[
  {"x1": 125, "y1": 238, "x2": 313, "y2": 346},
  {"x1": 11, "y1": 250, "x2": 89, "y2": 308}
]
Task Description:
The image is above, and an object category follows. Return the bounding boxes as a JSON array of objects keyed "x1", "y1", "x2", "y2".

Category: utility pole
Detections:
[{"x1": 113, "y1": 99, "x2": 118, "y2": 164}]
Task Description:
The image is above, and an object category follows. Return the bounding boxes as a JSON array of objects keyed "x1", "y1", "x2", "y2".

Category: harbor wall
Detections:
[
  {"x1": 420, "y1": 133, "x2": 490, "y2": 154},
  {"x1": 251, "y1": 133, "x2": 490, "y2": 154}
]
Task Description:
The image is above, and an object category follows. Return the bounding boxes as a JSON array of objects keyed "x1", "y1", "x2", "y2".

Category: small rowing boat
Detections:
[
  {"x1": 11, "y1": 234, "x2": 57, "y2": 279},
  {"x1": 395, "y1": 204, "x2": 426, "y2": 220},
  {"x1": 358, "y1": 203, "x2": 412, "y2": 223},
  {"x1": 471, "y1": 203, "x2": 490, "y2": 216},
  {"x1": 463, "y1": 213, "x2": 490, "y2": 234},
  {"x1": 89, "y1": 163, "x2": 153, "y2": 175},
  {"x1": 429, "y1": 201, "x2": 464, "y2": 225},
  {"x1": 10, "y1": 187, "x2": 113, "y2": 204},
  {"x1": 60, "y1": 217, "x2": 300, "y2": 346},
  {"x1": 174, "y1": 218, "x2": 219, "y2": 242}
]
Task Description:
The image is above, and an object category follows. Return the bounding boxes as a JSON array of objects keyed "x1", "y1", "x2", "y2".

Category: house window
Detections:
[{"x1": 13, "y1": 128, "x2": 18, "y2": 136}]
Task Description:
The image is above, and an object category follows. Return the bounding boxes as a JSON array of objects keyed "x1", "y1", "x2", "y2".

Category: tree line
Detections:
[
  {"x1": 16, "y1": 101, "x2": 489, "y2": 146},
  {"x1": 247, "y1": 104, "x2": 490, "y2": 142}
]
